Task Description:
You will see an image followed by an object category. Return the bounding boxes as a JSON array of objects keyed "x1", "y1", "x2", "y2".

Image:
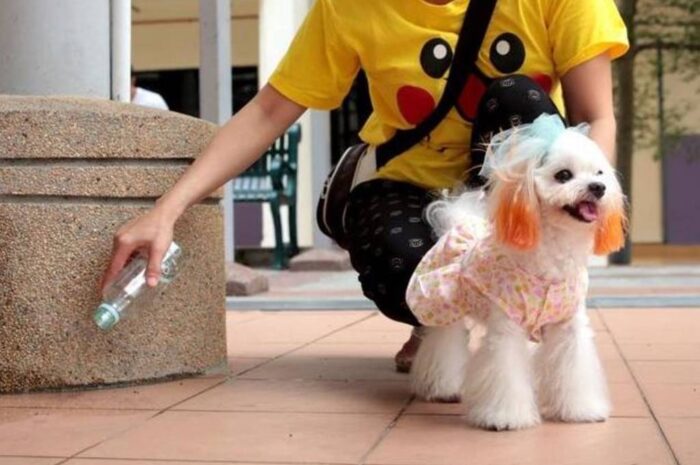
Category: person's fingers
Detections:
[
  {"x1": 145, "y1": 237, "x2": 170, "y2": 287},
  {"x1": 102, "y1": 233, "x2": 138, "y2": 291}
]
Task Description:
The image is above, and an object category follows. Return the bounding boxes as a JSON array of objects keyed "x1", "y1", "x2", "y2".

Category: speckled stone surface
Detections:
[
  {"x1": 0, "y1": 95, "x2": 215, "y2": 159},
  {"x1": 0, "y1": 96, "x2": 227, "y2": 392}
]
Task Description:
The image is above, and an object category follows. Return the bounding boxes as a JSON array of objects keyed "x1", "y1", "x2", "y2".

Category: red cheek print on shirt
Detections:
[
  {"x1": 456, "y1": 74, "x2": 488, "y2": 121},
  {"x1": 397, "y1": 85, "x2": 436, "y2": 125},
  {"x1": 532, "y1": 73, "x2": 553, "y2": 94}
]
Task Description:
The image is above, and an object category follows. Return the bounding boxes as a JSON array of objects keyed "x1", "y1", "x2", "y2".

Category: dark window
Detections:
[
  {"x1": 133, "y1": 66, "x2": 259, "y2": 118},
  {"x1": 330, "y1": 71, "x2": 372, "y2": 164}
]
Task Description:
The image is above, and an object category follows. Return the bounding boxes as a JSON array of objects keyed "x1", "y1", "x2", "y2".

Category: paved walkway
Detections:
[
  {"x1": 228, "y1": 265, "x2": 700, "y2": 309},
  {"x1": 1, "y1": 307, "x2": 699, "y2": 464}
]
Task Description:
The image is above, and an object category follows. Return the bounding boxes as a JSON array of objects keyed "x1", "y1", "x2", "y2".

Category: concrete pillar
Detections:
[
  {"x1": 111, "y1": 0, "x2": 132, "y2": 103},
  {"x1": 259, "y1": 0, "x2": 333, "y2": 249},
  {"x1": 199, "y1": 0, "x2": 235, "y2": 262},
  {"x1": 0, "y1": 0, "x2": 111, "y2": 98}
]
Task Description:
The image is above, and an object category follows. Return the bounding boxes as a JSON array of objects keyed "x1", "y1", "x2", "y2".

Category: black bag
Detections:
[{"x1": 316, "y1": 0, "x2": 498, "y2": 249}]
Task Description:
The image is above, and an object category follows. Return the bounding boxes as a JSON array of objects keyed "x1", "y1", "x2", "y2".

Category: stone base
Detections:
[
  {"x1": 289, "y1": 248, "x2": 352, "y2": 271},
  {"x1": 226, "y1": 262, "x2": 269, "y2": 296},
  {"x1": 0, "y1": 204, "x2": 227, "y2": 393},
  {"x1": 0, "y1": 96, "x2": 226, "y2": 393}
]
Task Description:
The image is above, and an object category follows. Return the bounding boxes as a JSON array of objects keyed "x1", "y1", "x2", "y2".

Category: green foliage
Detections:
[{"x1": 624, "y1": 0, "x2": 700, "y2": 155}]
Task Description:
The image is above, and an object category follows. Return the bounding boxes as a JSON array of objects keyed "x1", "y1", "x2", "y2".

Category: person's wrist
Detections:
[{"x1": 154, "y1": 195, "x2": 187, "y2": 224}]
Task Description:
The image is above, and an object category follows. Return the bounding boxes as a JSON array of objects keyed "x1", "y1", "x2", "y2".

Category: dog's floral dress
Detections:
[{"x1": 406, "y1": 216, "x2": 586, "y2": 342}]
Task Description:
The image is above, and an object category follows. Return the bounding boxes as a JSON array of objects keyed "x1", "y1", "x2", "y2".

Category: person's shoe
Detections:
[{"x1": 395, "y1": 327, "x2": 425, "y2": 373}]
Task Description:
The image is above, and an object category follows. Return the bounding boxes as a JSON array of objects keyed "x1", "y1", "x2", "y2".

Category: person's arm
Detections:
[
  {"x1": 103, "y1": 84, "x2": 306, "y2": 288},
  {"x1": 560, "y1": 54, "x2": 617, "y2": 161}
]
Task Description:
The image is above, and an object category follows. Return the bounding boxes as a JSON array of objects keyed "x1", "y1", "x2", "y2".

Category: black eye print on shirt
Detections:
[
  {"x1": 489, "y1": 33, "x2": 525, "y2": 74},
  {"x1": 420, "y1": 38, "x2": 453, "y2": 78}
]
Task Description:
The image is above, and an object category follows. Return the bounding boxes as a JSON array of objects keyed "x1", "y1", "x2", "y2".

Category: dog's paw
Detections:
[
  {"x1": 410, "y1": 325, "x2": 469, "y2": 403},
  {"x1": 541, "y1": 397, "x2": 610, "y2": 423},
  {"x1": 411, "y1": 378, "x2": 464, "y2": 403},
  {"x1": 466, "y1": 403, "x2": 541, "y2": 431},
  {"x1": 539, "y1": 383, "x2": 611, "y2": 423}
]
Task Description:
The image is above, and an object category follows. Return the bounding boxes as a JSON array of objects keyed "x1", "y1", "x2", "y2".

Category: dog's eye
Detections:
[
  {"x1": 597, "y1": 170, "x2": 604, "y2": 175},
  {"x1": 554, "y1": 169, "x2": 573, "y2": 183}
]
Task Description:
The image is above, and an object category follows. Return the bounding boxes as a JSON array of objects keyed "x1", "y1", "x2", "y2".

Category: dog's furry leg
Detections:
[
  {"x1": 536, "y1": 308, "x2": 610, "y2": 422},
  {"x1": 410, "y1": 323, "x2": 469, "y2": 403},
  {"x1": 464, "y1": 310, "x2": 540, "y2": 431}
]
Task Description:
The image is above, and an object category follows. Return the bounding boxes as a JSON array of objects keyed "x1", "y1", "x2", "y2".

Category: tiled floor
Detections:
[{"x1": 1, "y1": 308, "x2": 699, "y2": 465}]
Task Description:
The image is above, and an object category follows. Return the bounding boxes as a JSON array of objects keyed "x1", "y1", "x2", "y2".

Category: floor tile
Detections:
[
  {"x1": 640, "y1": 383, "x2": 700, "y2": 417},
  {"x1": 227, "y1": 311, "x2": 372, "y2": 345},
  {"x1": 601, "y1": 354, "x2": 636, "y2": 384},
  {"x1": 316, "y1": 328, "x2": 412, "y2": 345},
  {"x1": 404, "y1": 383, "x2": 648, "y2": 418},
  {"x1": 596, "y1": 339, "x2": 624, "y2": 361},
  {"x1": 0, "y1": 409, "x2": 153, "y2": 457},
  {"x1": 174, "y1": 378, "x2": 410, "y2": 414},
  {"x1": 239, "y1": 343, "x2": 406, "y2": 381},
  {"x1": 225, "y1": 310, "x2": 266, "y2": 325},
  {"x1": 659, "y1": 417, "x2": 700, "y2": 465},
  {"x1": 347, "y1": 315, "x2": 413, "y2": 332},
  {"x1": 0, "y1": 377, "x2": 223, "y2": 410},
  {"x1": 227, "y1": 357, "x2": 269, "y2": 375},
  {"x1": 0, "y1": 459, "x2": 62, "y2": 465},
  {"x1": 65, "y1": 460, "x2": 294, "y2": 465},
  {"x1": 404, "y1": 399, "x2": 464, "y2": 416},
  {"x1": 630, "y1": 361, "x2": 700, "y2": 384},
  {"x1": 594, "y1": 330, "x2": 616, "y2": 346},
  {"x1": 601, "y1": 309, "x2": 700, "y2": 344},
  {"x1": 618, "y1": 343, "x2": 700, "y2": 361},
  {"x1": 80, "y1": 410, "x2": 394, "y2": 463},
  {"x1": 366, "y1": 416, "x2": 675, "y2": 465},
  {"x1": 609, "y1": 383, "x2": 651, "y2": 417},
  {"x1": 226, "y1": 341, "x2": 301, "y2": 358}
]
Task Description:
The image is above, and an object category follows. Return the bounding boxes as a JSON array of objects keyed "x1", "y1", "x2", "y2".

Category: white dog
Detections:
[{"x1": 406, "y1": 114, "x2": 626, "y2": 431}]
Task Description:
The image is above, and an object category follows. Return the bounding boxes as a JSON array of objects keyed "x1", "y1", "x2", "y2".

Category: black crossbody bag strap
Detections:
[{"x1": 375, "y1": 0, "x2": 498, "y2": 167}]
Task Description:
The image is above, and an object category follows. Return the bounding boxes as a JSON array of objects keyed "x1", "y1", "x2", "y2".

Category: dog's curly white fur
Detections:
[
  {"x1": 410, "y1": 324, "x2": 470, "y2": 403},
  {"x1": 408, "y1": 115, "x2": 625, "y2": 430}
]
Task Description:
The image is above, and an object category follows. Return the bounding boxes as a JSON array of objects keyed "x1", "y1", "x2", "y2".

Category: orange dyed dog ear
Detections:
[
  {"x1": 493, "y1": 181, "x2": 540, "y2": 251},
  {"x1": 594, "y1": 209, "x2": 627, "y2": 255}
]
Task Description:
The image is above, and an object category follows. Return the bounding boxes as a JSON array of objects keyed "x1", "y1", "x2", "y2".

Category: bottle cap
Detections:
[{"x1": 93, "y1": 303, "x2": 121, "y2": 330}]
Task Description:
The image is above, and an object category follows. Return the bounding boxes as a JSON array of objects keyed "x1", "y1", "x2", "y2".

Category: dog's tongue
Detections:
[{"x1": 577, "y1": 201, "x2": 598, "y2": 222}]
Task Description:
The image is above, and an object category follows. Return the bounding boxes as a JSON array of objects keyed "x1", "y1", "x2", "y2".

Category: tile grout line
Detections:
[
  {"x1": 357, "y1": 395, "x2": 416, "y2": 465},
  {"x1": 168, "y1": 408, "x2": 407, "y2": 415},
  {"x1": 53, "y1": 312, "x2": 382, "y2": 464},
  {"x1": 52, "y1": 456, "x2": 358, "y2": 464},
  {"x1": 598, "y1": 309, "x2": 683, "y2": 465},
  {"x1": 52, "y1": 409, "x2": 164, "y2": 465},
  {"x1": 0, "y1": 405, "x2": 160, "y2": 412}
]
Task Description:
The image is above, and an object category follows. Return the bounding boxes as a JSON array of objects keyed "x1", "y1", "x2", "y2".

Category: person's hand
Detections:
[{"x1": 101, "y1": 206, "x2": 177, "y2": 291}]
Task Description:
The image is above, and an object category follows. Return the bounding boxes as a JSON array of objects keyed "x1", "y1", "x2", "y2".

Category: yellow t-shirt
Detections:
[{"x1": 268, "y1": 0, "x2": 629, "y2": 190}]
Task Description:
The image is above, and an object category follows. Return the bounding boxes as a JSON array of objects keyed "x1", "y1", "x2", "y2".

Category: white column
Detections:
[
  {"x1": 259, "y1": 0, "x2": 333, "y2": 249},
  {"x1": 110, "y1": 0, "x2": 132, "y2": 102},
  {"x1": 0, "y1": 0, "x2": 111, "y2": 97},
  {"x1": 199, "y1": 0, "x2": 235, "y2": 262}
]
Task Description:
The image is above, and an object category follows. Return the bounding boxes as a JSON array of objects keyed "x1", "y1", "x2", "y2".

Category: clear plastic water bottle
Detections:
[{"x1": 94, "y1": 242, "x2": 183, "y2": 331}]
